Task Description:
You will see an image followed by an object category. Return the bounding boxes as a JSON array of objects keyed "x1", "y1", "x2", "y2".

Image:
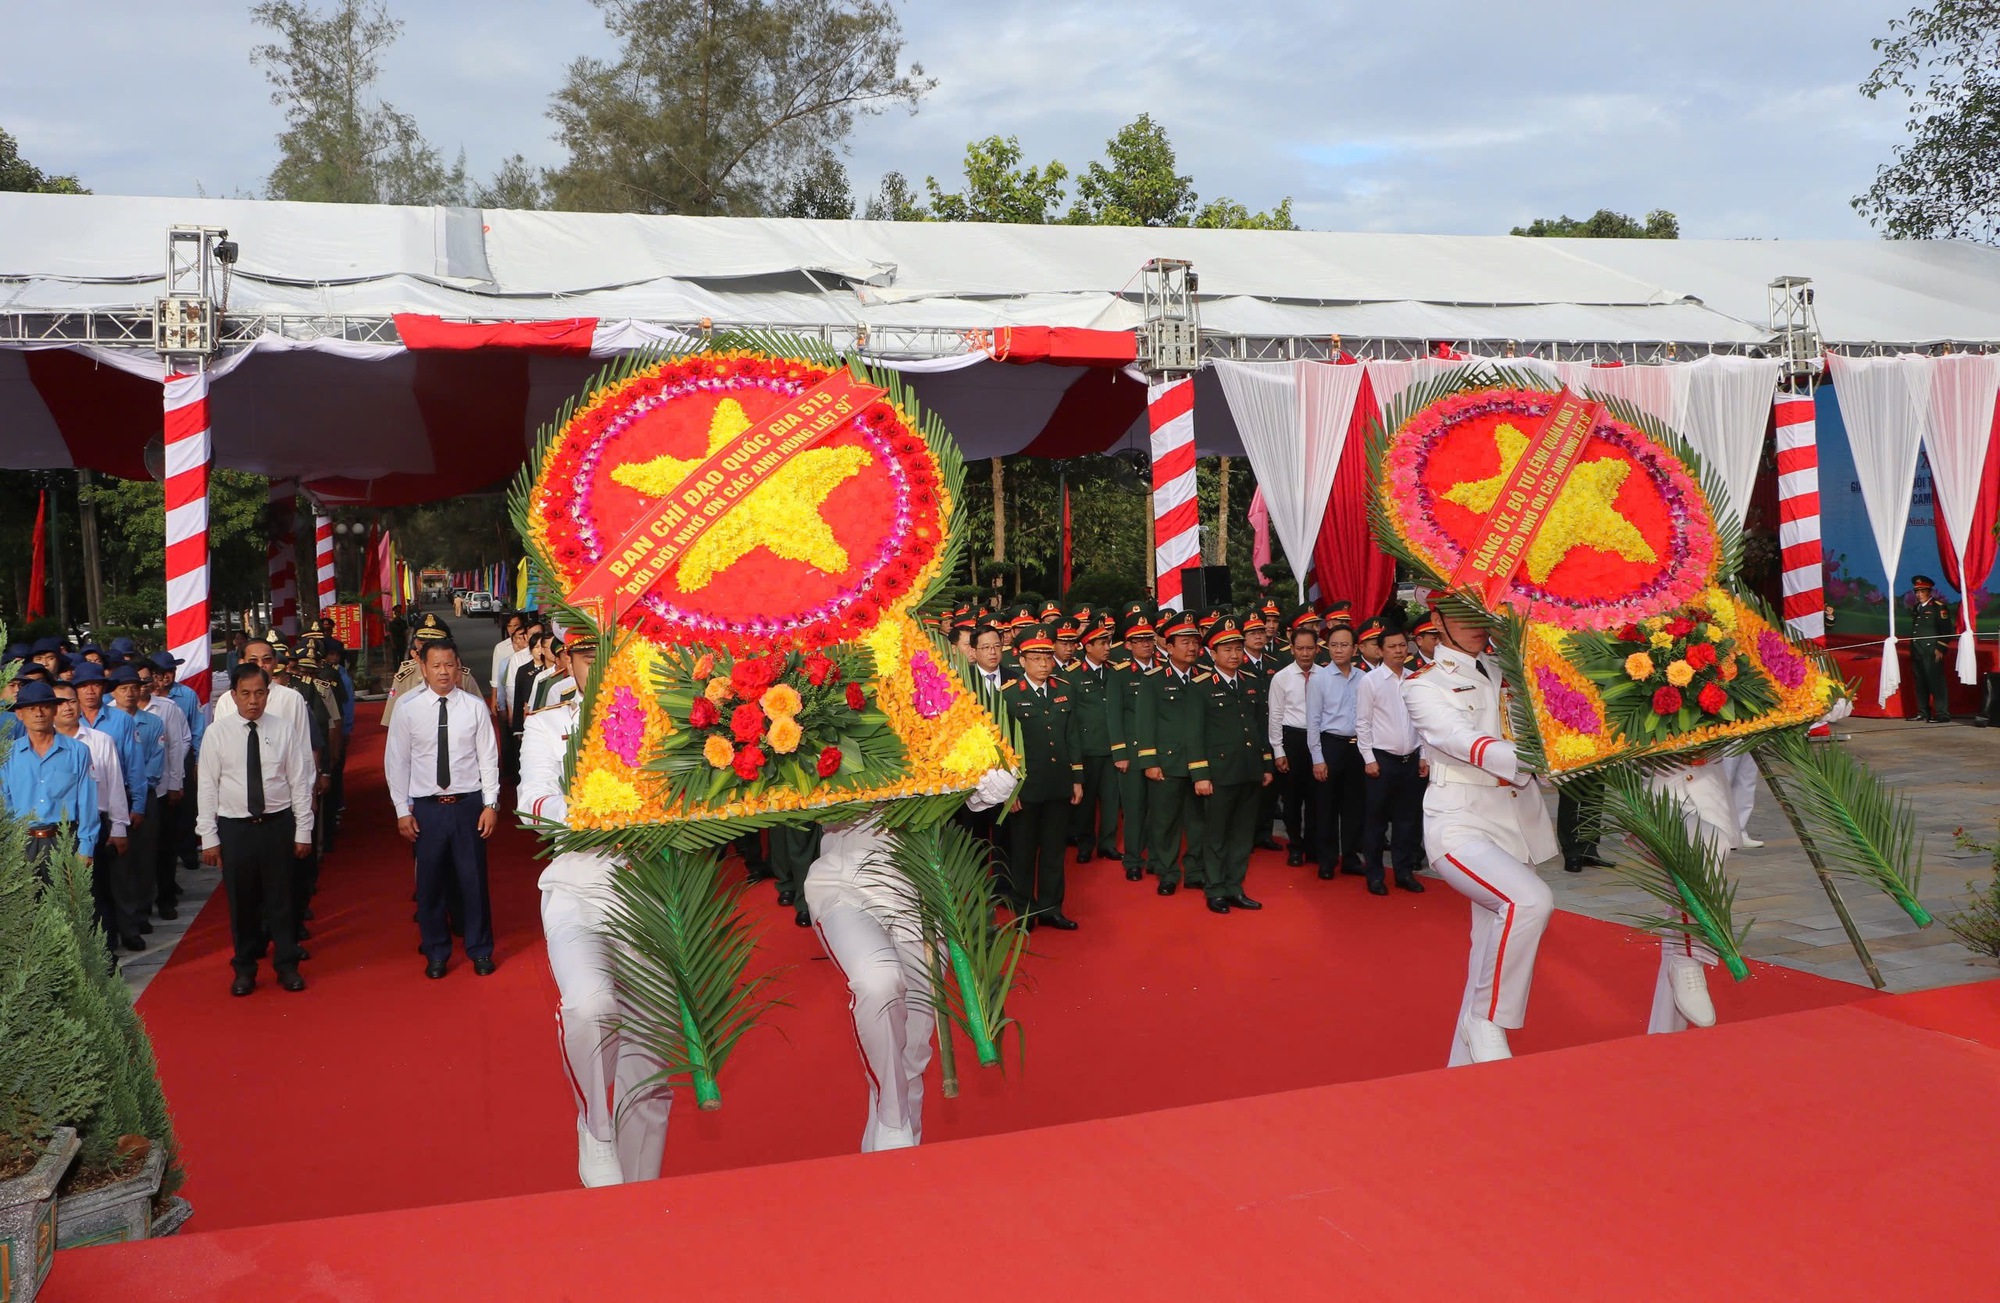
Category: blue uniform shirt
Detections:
[
  {"x1": 80, "y1": 703, "x2": 149, "y2": 817},
  {"x1": 117, "y1": 705, "x2": 167, "y2": 793},
  {"x1": 1, "y1": 732, "x2": 99, "y2": 858},
  {"x1": 1304, "y1": 662, "x2": 1365, "y2": 764},
  {"x1": 338, "y1": 668, "x2": 356, "y2": 732},
  {"x1": 165, "y1": 680, "x2": 205, "y2": 752}
]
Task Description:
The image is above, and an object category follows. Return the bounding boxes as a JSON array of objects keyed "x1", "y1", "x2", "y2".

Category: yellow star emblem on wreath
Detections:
[
  {"x1": 1442, "y1": 421, "x2": 1657, "y2": 584},
  {"x1": 609, "y1": 396, "x2": 874, "y2": 592}
]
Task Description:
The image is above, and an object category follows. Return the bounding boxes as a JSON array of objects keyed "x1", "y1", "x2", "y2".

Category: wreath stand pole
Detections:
[
  {"x1": 949, "y1": 939, "x2": 1002, "y2": 1067},
  {"x1": 928, "y1": 944, "x2": 961, "y2": 1099},
  {"x1": 1754, "y1": 751, "x2": 1887, "y2": 991}
]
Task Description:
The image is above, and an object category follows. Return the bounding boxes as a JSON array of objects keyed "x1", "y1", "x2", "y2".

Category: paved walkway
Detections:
[{"x1": 1550, "y1": 716, "x2": 2000, "y2": 993}]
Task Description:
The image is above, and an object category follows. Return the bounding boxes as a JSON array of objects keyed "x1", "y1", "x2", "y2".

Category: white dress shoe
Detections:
[
  {"x1": 871, "y1": 1122, "x2": 917, "y2": 1151},
  {"x1": 1667, "y1": 958, "x2": 1717, "y2": 1028},
  {"x1": 1738, "y1": 835, "x2": 1765, "y2": 849},
  {"x1": 578, "y1": 1120, "x2": 624, "y2": 1187},
  {"x1": 1457, "y1": 1013, "x2": 1513, "y2": 1063}
]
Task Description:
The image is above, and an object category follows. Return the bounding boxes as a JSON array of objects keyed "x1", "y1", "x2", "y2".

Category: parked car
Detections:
[{"x1": 462, "y1": 591, "x2": 500, "y2": 615}]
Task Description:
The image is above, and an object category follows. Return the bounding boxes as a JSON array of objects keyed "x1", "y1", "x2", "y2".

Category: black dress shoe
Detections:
[
  {"x1": 1936, "y1": 714, "x2": 1953, "y2": 723},
  {"x1": 122, "y1": 934, "x2": 145, "y2": 952},
  {"x1": 276, "y1": 967, "x2": 306, "y2": 992},
  {"x1": 1206, "y1": 897, "x2": 1231, "y2": 914},
  {"x1": 1316, "y1": 867, "x2": 1334, "y2": 881},
  {"x1": 1125, "y1": 867, "x2": 1143, "y2": 882},
  {"x1": 157, "y1": 903, "x2": 178, "y2": 921},
  {"x1": 1286, "y1": 850, "x2": 1304, "y2": 867},
  {"x1": 1254, "y1": 839, "x2": 1284, "y2": 852},
  {"x1": 1581, "y1": 853, "x2": 1614, "y2": 869},
  {"x1": 1341, "y1": 862, "x2": 1367, "y2": 877},
  {"x1": 1367, "y1": 880, "x2": 1390, "y2": 896},
  {"x1": 137, "y1": 920, "x2": 154, "y2": 934},
  {"x1": 425, "y1": 958, "x2": 449, "y2": 979},
  {"x1": 472, "y1": 956, "x2": 497, "y2": 977},
  {"x1": 1040, "y1": 912, "x2": 1079, "y2": 931},
  {"x1": 1395, "y1": 874, "x2": 1426, "y2": 894},
  {"x1": 1157, "y1": 880, "x2": 1178, "y2": 897},
  {"x1": 794, "y1": 908, "x2": 812, "y2": 929},
  {"x1": 1226, "y1": 894, "x2": 1262, "y2": 911},
  {"x1": 296, "y1": 924, "x2": 312, "y2": 940},
  {"x1": 293, "y1": 945, "x2": 311, "y2": 961},
  {"x1": 231, "y1": 972, "x2": 255, "y2": 997},
  {"x1": 744, "y1": 865, "x2": 777, "y2": 884},
  {"x1": 776, "y1": 889, "x2": 797, "y2": 907},
  {"x1": 1563, "y1": 859, "x2": 1585, "y2": 873},
  {"x1": 302, "y1": 906, "x2": 315, "y2": 921},
  {"x1": 1076, "y1": 848, "x2": 1094, "y2": 865}
]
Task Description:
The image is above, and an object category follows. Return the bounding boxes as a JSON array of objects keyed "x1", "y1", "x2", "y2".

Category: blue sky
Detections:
[{"x1": 3, "y1": 0, "x2": 1911, "y2": 237}]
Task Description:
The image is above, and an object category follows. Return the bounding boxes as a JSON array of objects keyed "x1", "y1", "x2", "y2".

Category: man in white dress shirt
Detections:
[
  {"x1": 1265, "y1": 625, "x2": 1321, "y2": 867},
  {"x1": 138, "y1": 661, "x2": 191, "y2": 918},
  {"x1": 213, "y1": 637, "x2": 316, "y2": 756},
  {"x1": 1305, "y1": 625, "x2": 1367, "y2": 881},
  {"x1": 198, "y1": 663, "x2": 317, "y2": 996},
  {"x1": 1355, "y1": 628, "x2": 1429, "y2": 896},
  {"x1": 385, "y1": 638, "x2": 502, "y2": 978},
  {"x1": 53, "y1": 682, "x2": 128, "y2": 951},
  {"x1": 489, "y1": 613, "x2": 524, "y2": 713},
  {"x1": 1401, "y1": 604, "x2": 1560, "y2": 1066},
  {"x1": 515, "y1": 632, "x2": 672, "y2": 1188}
]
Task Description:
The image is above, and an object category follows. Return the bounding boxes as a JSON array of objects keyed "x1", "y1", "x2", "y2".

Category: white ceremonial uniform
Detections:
[
  {"x1": 1401, "y1": 642, "x2": 1560, "y2": 1066},
  {"x1": 143, "y1": 696, "x2": 190, "y2": 796},
  {"x1": 806, "y1": 768, "x2": 1019, "y2": 1153},
  {"x1": 1718, "y1": 752, "x2": 1758, "y2": 842},
  {"x1": 517, "y1": 703, "x2": 671, "y2": 1186},
  {"x1": 1643, "y1": 762, "x2": 1739, "y2": 1034},
  {"x1": 74, "y1": 722, "x2": 131, "y2": 838}
]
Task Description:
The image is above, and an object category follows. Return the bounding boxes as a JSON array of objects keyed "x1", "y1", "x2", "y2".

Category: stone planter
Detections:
[
  {"x1": 53, "y1": 1142, "x2": 164, "y2": 1251},
  {"x1": 149, "y1": 1196, "x2": 193, "y2": 1238},
  {"x1": 0, "y1": 1128, "x2": 77, "y2": 1303}
]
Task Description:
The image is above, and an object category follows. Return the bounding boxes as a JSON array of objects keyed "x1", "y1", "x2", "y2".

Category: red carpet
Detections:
[
  {"x1": 51, "y1": 999, "x2": 2000, "y2": 1301},
  {"x1": 128, "y1": 707, "x2": 1864, "y2": 1235}
]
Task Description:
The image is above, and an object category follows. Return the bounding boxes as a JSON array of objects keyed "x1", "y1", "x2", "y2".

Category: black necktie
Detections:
[
  {"x1": 1475, "y1": 659, "x2": 1491, "y2": 680},
  {"x1": 245, "y1": 722, "x2": 265, "y2": 815},
  {"x1": 435, "y1": 697, "x2": 452, "y2": 791}
]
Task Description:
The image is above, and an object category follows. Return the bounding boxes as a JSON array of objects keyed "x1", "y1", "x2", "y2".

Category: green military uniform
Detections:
[
  {"x1": 1907, "y1": 579, "x2": 1956, "y2": 722},
  {"x1": 1003, "y1": 630, "x2": 1084, "y2": 919},
  {"x1": 1110, "y1": 611, "x2": 1163, "y2": 880},
  {"x1": 1066, "y1": 628, "x2": 1123, "y2": 862},
  {"x1": 1197, "y1": 619, "x2": 1275, "y2": 905},
  {"x1": 1139, "y1": 615, "x2": 1211, "y2": 893},
  {"x1": 1238, "y1": 629, "x2": 1282, "y2": 848}
]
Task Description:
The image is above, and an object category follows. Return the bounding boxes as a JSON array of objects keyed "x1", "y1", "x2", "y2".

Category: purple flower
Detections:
[
  {"x1": 1535, "y1": 664, "x2": 1602, "y2": 735},
  {"x1": 602, "y1": 686, "x2": 647, "y2": 766},
  {"x1": 1756, "y1": 631, "x2": 1808, "y2": 690},
  {"x1": 910, "y1": 650, "x2": 955, "y2": 719}
]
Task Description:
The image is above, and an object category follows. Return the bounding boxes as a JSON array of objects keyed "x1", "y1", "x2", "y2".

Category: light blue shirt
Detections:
[
  {"x1": 1304, "y1": 662, "x2": 1364, "y2": 764},
  {"x1": 80, "y1": 703, "x2": 150, "y2": 816},
  {"x1": 1, "y1": 732, "x2": 99, "y2": 858},
  {"x1": 166, "y1": 680, "x2": 206, "y2": 752},
  {"x1": 116, "y1": 704, "x2": 166, "y2": 793}
]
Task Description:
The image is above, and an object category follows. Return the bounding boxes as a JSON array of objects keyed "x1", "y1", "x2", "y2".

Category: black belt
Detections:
[
  {"x1": 25, "y1": 824, "x2": 58, "y2": 839},
  {"x1": 1376, "y1": 749, "x2": 1417, "y2": 761},
  {"x1": 220, "y1": 813, "x2": 292, "y2": 826},
  {"x1": 416, "y1": 792, "x2": 481, "y2": 805},
  {"x1": 1322, "y1": 732, "x2": 1357, "y2": 742}
]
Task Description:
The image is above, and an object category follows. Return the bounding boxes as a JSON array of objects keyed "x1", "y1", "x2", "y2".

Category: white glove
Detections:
[
  {"x1": 1815, "y1": 697, "x2": 1854, "y2": 729},
  {"x1": 966, "y1": 767, "x2": 1020, "y2": 812}
]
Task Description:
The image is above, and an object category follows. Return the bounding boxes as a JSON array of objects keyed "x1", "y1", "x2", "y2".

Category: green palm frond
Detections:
[
  {"x1": 602, "y1": 848, "x2": 784, "y2": 1111},
  {"x1": 1762, "y1": 730, "x2": 1930, "y2": 925},
  {"x1": 1599, "y1": 768, "x2": 1753, "y2": 980},
  {"x1": 867, "y1": 823, "x2": 1029, "y2": 1070}
]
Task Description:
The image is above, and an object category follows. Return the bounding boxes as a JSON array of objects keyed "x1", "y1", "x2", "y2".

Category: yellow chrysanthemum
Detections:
[
  {"x1": 768, "y1": 715, "x2": 803, "y2": 753},
  {"x1": 1649, "y1": 631, "x2": 1674, "y2": 649},
  {"x1": 577, "y1": 770, "x2": 642, "y2": 815},
  {"x1": 1623, "y1": 652, "x2": 1655, "y2": 681},
  {"x1": 702, "y1": 735, "x2": 734, "y2": 768},
  {"x1": 941, "y1": 726, "x2": 1000, "y2": 775},
  {"x1": 761, "y1": 684, "x2": 802, "y2": 718},
  {"x1": 704, "y1": 677, "x2": 732, "y2": 704},
  {"x1": 1665, "y1": 659, "x2": 1695, "y2": 687}
]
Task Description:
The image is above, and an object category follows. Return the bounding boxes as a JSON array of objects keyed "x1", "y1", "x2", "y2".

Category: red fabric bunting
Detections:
[{"x1": 1310, "y1": 368, "x2": 1395, "y2": 619}]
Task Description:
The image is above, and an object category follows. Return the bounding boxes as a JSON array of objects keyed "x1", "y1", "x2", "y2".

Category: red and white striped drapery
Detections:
[
  {"x1": 1148, "y1": 377, "x2": 1201, "y2": 611},
  {"x1": 313, "y1": 512, "x2": 336, "y2": 616},
  {"x1": 1773, "y1": 393, "x2": 1824, "y2": 644},
  {"x1": 162, "y1": 371, "x2": 212, "y2": 701},
  {"x1": 266, "y1": 477, "x2": 299, "y2": 637}
]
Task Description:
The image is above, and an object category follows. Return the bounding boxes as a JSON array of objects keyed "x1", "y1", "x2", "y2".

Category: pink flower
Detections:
[
  {"x1": 909, "y1": 650, "x2": 955, "y2": 719},
  {"x1": 1535, "y1": 664, "x2": 1602, "y2": 736},
  {"x1": 602, "y1": 687, "x2": 646, "y2": 767}
]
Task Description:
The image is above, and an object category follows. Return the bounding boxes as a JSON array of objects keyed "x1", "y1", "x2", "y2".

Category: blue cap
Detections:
[
  {"x1": 71, "y1": 662, "x2": 107, "y2": 685},
  {"x1": 29, "y1": 637, "x2": 60, "y2": 656},
  {"x1": 148, "y1": 651, "x2": 182, "y2": 672},
  {"x1": 9, "y1": 681, "x2": 57, "y2": 710},
  {"x1": 77, "y1": 643, "x2": 103, "y2": 657},
  {"x1": 2, "y1": 642, "x2": 24, "y2": 662},
  {"x1": 105, "y1": 665, "x2": 141, "y2": 686},
  {"x1": 108, "y1": 636, "x2": 137, "y2": 655}
]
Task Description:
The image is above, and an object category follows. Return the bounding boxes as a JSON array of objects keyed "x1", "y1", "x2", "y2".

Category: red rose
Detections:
[
  {"x1": 732, "y1": 744, "x2": 766, "y2": 780},
  {"x1": 1697, "y1": 683, "x2": 1727, "y2": 715},
  {"x1": 730, "y1": 702, "x2": 766, "y2": 743},
  {"x1": 689, "y1": 696, "x2": 720, "y2": 729},
  {"x1": 1651, "y1": 685, "x2": 1683, "y2": 715},
  {"x1": 804, "y1": 653, "x2": 834, "y2": 686},
  {"x1": 845, "y1": 682, "x2": 866, "y2": 711},
  {"x1": 1685, "y1": 642, "x2": 1717, "y2": 671},
  {"x1": 1618, "y1": 623, "x2": 1642, "y2": 642},
  {"x1": 729, "y1": 655, "x2": 779, "y2": 700},
  {"x1": 1665, "y1": 618, "x2": 1694, "y2": 637},
  {"x1": 816, "y1": 745, "x2": 842, "y2": 777}
]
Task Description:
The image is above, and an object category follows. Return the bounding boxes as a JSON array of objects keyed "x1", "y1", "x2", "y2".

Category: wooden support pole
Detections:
[{"x1": 1754, "y1": 751, "x2": 1887, "y2": 990}]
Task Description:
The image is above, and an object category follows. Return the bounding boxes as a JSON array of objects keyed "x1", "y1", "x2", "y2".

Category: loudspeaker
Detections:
[{"x1": 1178, "y1": 565, "x2": 1232, "y2": 612}]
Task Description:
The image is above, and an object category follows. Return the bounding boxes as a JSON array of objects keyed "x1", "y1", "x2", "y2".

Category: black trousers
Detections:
[
  {"x1": 154, "y1": 790, "x2": 184, "y2": 909},
  {"x1": 1314, "y1": 733, "x2": 1365, "y2": 872},
  {"x1": 175, "y1": 750, "x2": 200, "y2": 871},
  {"x1": 412, "y1": 796, "x2": 493, "y2": 961},
  {"x1": 1279, "y1": 726, "x2": 1319, "y2": 849},
  {"x1": 1362, "y1": 751, "x2": 1426, "y2": 885},
  {"x1": 112, "y1": 801, "x2": 159, "y2": 936},
  {"x1": 1070, "y1": 753, "x2": 1121, "y2": 856},
  {"x1": 220, "y1": 813, "x2": 301, "y2": 973},
  {"x1": 91, "y1": 812, "x2": 118, "y2": 949},
  {"x1": 1910, "y1": 640, "x2": 1951, "y2": 718},
  {"x1": 770, "y1": 824, "x2": 821, "y2": 897},
  {"x1": 1009, "y1": 794, "x2": 1071, "y2": 914},
  {"x1": 1557, "y1": 777, "x2": 1604, "y2": 865}
]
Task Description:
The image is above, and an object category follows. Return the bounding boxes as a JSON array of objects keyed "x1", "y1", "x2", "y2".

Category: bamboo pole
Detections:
[
  {"x1": 1754, "y1": 751, "x2": 1887, "y2": 990},
  {"x1": 1216, "y1": 455, "x2": 1231, "y2": 565}
]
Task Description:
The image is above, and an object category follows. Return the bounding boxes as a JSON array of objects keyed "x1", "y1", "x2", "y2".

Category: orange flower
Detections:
[
  {"x1": 768, "y1": 715, "x2": 803, "y2": 753},
  {"x1": 704, "y1": 677, "x2": 732, "y2": 704},
  {"x1": 702, "y1": 735, "x2": 734, "y2": 768},
  {"x1": 691, "y1": 653, "x2": 714, "y2": 679},
  {"x1": 761, "y1": 684, "x2": 803, "y2": 718}
]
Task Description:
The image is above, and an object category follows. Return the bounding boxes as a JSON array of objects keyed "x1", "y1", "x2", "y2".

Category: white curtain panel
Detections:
[
  {"x1": 1679, "y1": 355, "x2": 1782, "y2": 528},
  {"x1": 1827, "y1": 353, "x2": 1934, "y2": 704},
  {"x1": 1923, "y1": 353, "x2": 2000, "y2": 681},
  {"x1": 1553, "y1": 361, "x2": 1689, "y2": 429},
  {"x1": 1213, "y1": 358, "x2": 1363, "y2": 600}
]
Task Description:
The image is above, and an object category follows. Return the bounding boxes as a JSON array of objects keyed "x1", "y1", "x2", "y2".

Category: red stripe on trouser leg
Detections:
[
  {"x1": 814, "y1": 918, "x2": 885, "y2": 1104},
  {"x1": 1445, "y1": 852, "x2": 1514, "y2": 1022}
]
